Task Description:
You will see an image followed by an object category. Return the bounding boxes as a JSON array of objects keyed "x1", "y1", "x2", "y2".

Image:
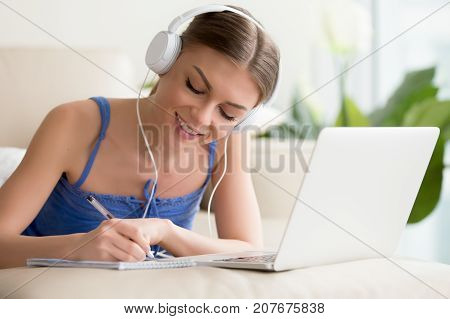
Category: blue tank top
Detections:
[{"x1": 22, "y1": 96, "x2": 217, "y2": 258}]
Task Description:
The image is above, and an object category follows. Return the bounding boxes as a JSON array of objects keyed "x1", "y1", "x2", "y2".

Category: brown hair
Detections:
[{"x1": 151, "y1": 5, "x2": 280, "y2": 106}]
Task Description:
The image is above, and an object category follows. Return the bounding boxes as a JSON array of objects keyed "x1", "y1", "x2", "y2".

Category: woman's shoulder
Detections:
[
  {"x1": 52, "y1": 97, "x2": 136, "y2": 139},
  {"x1": 49, "y1": 98, "x2": 104, "y2": 147},
  {"x1": 37, "y1": 98, "x2": 112, "y2": 172}
]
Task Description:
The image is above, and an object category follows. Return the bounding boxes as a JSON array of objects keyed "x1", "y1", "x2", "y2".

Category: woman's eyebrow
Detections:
[
  {"x1": 193, "y1": 65, "x2": 212, "y2": 91},
  {"x1": 192, "y1": 65, "x2": 248, "y2": 111}
]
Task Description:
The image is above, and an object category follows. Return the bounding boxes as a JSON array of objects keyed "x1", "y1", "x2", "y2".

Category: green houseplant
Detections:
[
  {"x1": 366, "y1": 67, "x2": 450, "y2": 223},
  {"x1": 258, "y1": 66, "x2": 450, "y2": 223}
]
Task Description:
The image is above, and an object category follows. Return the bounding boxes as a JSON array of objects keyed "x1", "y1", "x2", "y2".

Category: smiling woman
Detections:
[{"x1": 0, "y1": 4, "x2": 280, "y2": 268}]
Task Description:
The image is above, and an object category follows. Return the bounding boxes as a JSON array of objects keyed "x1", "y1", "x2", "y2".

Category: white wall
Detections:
[
  {"x1": 374, "y1": 0, "x2": 450, "y2": 106},
  {"x1": 2, "y1": 0, "x2": 448, "y2": 122},
  {"x1": 0, "y1": 0, "x2": 374, "y2": 129}
]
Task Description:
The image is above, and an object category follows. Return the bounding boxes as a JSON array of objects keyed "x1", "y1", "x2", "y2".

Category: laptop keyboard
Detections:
[{"x1": 218, "y1": 254, "x2": 276, "y2": 263}]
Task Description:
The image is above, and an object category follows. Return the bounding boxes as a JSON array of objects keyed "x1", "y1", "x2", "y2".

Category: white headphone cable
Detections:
[
  {"x1": 206, "y1": 133, "x2": 231, "y2": 238},
  {"x1": 136, "y1": 69, "x2": 159, "y2": 219}
]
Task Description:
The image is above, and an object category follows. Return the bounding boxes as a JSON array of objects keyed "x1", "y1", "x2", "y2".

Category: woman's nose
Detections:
[{"x1": 191, "y1": 104, "x2": 214, "y2": 130}]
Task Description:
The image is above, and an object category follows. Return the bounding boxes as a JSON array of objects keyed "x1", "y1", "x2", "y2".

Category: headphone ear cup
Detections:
[{"x1": 145, "y1": 31, "x2": 182, "y2": 74}]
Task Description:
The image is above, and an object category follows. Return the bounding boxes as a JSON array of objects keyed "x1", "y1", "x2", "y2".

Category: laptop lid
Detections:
[{"x1": 274, "y1": 127, "x2": 439, "y2": 271}]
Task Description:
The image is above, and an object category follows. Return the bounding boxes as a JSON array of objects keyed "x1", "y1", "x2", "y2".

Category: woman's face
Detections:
[{"x1": 150, "y1": 44, "x2": 260, "y2": 144}]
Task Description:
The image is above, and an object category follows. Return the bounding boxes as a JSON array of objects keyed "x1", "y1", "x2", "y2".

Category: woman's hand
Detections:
[{"x1": 68, "y1": 218, "x2": 172, "y2": 262}]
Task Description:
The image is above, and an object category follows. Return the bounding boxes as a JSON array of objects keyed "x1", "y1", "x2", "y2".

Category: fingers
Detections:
[
  {"x1": 110, "y1": 235, "x2": 147, "y2": 262},
  {"x1": 114, "y1": 220, "x2": 151, "y2": 254},
  {"x1": 102, "y1": 251, "x2": 121, "y2": 262},
  {"x1": 97, "y1": 219, "x2": 150, "y2": 260}
]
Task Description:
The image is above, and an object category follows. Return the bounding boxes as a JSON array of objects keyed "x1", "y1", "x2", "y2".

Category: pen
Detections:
[{"x1": 86, "y1": 195, "x2": 155, "y2": 259}]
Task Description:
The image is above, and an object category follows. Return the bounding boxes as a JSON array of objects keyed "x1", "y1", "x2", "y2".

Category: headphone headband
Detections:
[
  {"x1": 168, "y1": 4, "x2": 264, "y2": 33},
  {"x1": 145, "y1": 4, "x2": 281, "y2": 131}
]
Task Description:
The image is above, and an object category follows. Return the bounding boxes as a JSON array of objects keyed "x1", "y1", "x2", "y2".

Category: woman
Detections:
[{"x1": 0, "y1": 5, "x2": 280, "y2": 268}]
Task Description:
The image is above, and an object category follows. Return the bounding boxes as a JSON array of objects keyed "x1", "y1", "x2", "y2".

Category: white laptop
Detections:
[{"x1": 192, "y1": 127, "x2": 439, "y2": 271}]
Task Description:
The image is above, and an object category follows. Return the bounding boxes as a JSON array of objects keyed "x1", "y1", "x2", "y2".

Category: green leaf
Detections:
[
  {"x1": 255, "y1": 131, "x2": 271, "y2": 138},
  {"x1": 403, "y1": 99, "x2": 450, "y2": 223},
  {"x1": 370, "y1": 67, "x2": 438, "y2": 126},
  {"x1": 408, "y1": 137, "x2": 445, "y2": 223},
  {"x1": 335, "y1": 95, "x2": 370, "y2": 127},
  {"x1": 443, "y1": 126, "x2": 450, "y2": 141},
  {"x1": 403, "y1": 99, "x2": 450, "y2": 131}
]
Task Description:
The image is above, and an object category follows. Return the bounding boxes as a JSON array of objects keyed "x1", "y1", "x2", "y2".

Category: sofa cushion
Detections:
[
  {"x1": 0, "y1": 48, "x2": 136, "y2": 148},
  {"x1": 1, "y1": 257, "x2": 449, "y2": 298},
  {"x1": 0, "y1": 147, "x2": 26, "y2": 187}
]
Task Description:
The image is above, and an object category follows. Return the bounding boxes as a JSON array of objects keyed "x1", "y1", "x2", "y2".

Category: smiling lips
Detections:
[{"x1": 175, "y1": 112, "x2": 204, "y2": 136}]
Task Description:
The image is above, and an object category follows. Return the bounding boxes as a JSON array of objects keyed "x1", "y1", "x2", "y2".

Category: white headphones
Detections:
[{"x1": 144, "y1": 4, "x2": 281, "y2": 131}]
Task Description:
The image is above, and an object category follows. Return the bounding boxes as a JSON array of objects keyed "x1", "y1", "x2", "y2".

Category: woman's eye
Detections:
[
  {"x1": 219, "y1": 107, "x2": 237, "y2": 122},
  {"x1": 184, "y1": 78, "x2": 237, "y2": 122},
  {"x1": 185, "y1": 78, "x2": 204, "y2": 95}
]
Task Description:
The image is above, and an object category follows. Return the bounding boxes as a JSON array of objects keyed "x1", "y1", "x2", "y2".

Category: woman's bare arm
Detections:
[
  {"x1": 160, "y1": 222, "x2": 256, "y2": 257},
  {"x1": 0, "y1": 102, "x2": 93, "y2": 268},
  {"x1": 0, "y1": 234, "x2": 85, "y2": 268}
]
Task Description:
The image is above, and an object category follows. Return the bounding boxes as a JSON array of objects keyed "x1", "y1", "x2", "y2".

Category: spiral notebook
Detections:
[{"x1": 26, "y1": 257, "x2": 197, "y2": 270}]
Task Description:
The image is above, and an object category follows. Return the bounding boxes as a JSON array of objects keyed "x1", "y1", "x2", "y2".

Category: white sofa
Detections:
[{"x1": 1, "y1": 47, "x2": 450, "y2": 298}]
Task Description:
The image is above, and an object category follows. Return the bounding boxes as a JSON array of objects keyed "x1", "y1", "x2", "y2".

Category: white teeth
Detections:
[
  {"x1": 177, "y1": 114, "x2": 198, "y2": 135},
  {"x1": 182, "y1": 122, "x2": 197, "y2": 135}
]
